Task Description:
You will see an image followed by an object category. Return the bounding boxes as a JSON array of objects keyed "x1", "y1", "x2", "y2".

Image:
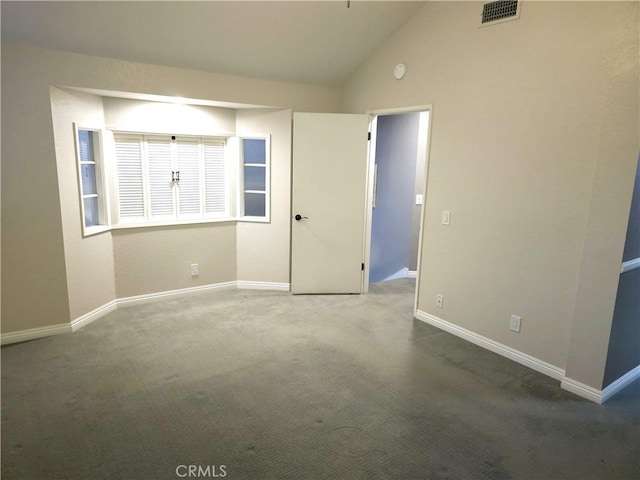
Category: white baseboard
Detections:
[
  {"x1": 414, "y1": 310, "x2": 565, "y2": 381},
  {"x1": 2, "y1": 280, "x2": 288, "y2": 345},
  {"x1": 236, "y1": 281, "x2": 290, "y2": 291},
  {"x1": 381, "y1": 267, "x2": 409, "y2": 282},
  {"x1": 407, "y1": 270, "x2": 417, "y2": 279},
  {"x1": 117, "y1": 281, "x2": 237, "y2": 306},
  {"x1": 561, "y1": 365, "x2": 640, "y2": 405},
  {"x1": 560, "y1": 377, "x2": 604, "y2": 404},
  {"x1": 1, "y1": 323, "x2": 71, "y2": 346},
  {"x1": 71, "y1": 300, "x2": 117, "y2": 332},
  {"x1": 415, "y1": 310, "x2": 640, "y2": 404},
  {"x1": 621, "y1": 257, "x2": 640, "y2": 273},
  {"x1": 601, "y1": 365, "x2": 640, "y2": 403}
]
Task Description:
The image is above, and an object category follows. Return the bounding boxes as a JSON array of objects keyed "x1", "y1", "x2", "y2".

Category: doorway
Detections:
[
  {"x1": 289, "y1": 108, "x2": 430, "y2": 300},
  {"x1": 363, "y1": 107, "x2": 431, "y2": 309}
]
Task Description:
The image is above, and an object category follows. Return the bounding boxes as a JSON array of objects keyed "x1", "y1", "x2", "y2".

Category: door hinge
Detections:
[
  {"x1": 361, "y1": 263, "x2": 365, "y2": 271},
  {"x1": 368, "y1": 132, "x2": 371, "y2": 141}
]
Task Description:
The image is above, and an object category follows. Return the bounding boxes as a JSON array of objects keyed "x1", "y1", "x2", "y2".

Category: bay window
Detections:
[{"x1": 75, "y1": 126, "x2": 270, "y2": 232}]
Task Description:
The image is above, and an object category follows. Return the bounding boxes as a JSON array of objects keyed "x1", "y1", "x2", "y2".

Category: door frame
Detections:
[{"x1": 362, "y1": 105, "x2": 433, "y2": 314}]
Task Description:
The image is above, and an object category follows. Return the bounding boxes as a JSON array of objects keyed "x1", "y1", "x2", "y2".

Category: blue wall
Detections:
[
  {"x1": 369, "y1": 113, "x2": 420, "y2": 283},
  {"x1": 604, "y1": 154, "x2": 640, "y2": 387}
]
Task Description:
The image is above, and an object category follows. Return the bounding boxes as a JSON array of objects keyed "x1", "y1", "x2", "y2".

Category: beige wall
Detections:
[
  {"x1": 235, "y1": 109, "x2": 293, "y2": 284},
  {"x1": 50, "y1": 87, "x2": 116, "y2": 321},
  {"x1": 342, "y1": 1, "x2": 639, "y2": 387},
  {"x1": 1, "y1": 43, "x2": 340, "y2": 334},
  {"x1": 2, "y1": 51, "x2": 70, "y2": 333},
  {"x1": 103, "y1": 98, "x2": 236, "y2": 136},
  {"x1": 409, "y1": 111, "x2": 429, "y2": 272},
  {"x1": 103, "y1": 97, "x2": 240, "y2": 299},
  {"x1": 564, "y1": 46, "x2": 640, "y2": 388},
  {"x1": 112, "y1": 224, "x2": 237, "y2": 298}
]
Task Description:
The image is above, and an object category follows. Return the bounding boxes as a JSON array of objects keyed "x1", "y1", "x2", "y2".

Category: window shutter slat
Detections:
[
  {"x1": 147, "y1": 138, "x2": 174, "y2": 218},
  {"x1": 204, "y1": 140, "x2": 226, "y2": 214},
  {"x1": 176, "y1": 139, "x2": 201, "y2": 216},
  {"x1": 115, "y1": 137, "x2": 145, "y2": 219}
]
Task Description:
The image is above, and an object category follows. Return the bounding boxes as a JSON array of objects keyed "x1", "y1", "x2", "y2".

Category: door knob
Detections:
[{"x1": 294, "y1": 214, "x2": 308, "y2": 221}]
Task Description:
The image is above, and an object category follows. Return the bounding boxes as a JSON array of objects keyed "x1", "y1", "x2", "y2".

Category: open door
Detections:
[{"x1": 291, "y1": 113, "x2": 369, "y2": 294}]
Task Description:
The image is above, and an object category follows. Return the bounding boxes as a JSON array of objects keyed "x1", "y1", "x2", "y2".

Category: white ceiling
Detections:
[{"x1": 1, "y1": 1, "x2": 425, "y2": 87}]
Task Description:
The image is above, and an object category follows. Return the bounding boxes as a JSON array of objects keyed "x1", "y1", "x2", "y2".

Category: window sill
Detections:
[
  {"x1": 112, "y1": 217, "x2": 239, "y2": 231},
  {"x1": 81, "y1": 216, "x2": 274, "y2": 235},
  {"x1": 82, "y1": 225, "x2": 111, "y2": 238},
  {"x1": 238, "y1": 216, "x2": 271, "y2": 224}
]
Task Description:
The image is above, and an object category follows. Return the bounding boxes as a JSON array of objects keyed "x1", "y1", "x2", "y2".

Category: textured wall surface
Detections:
[{"x1": 342, "y1": 1, "x2": 639, "y2": 387}]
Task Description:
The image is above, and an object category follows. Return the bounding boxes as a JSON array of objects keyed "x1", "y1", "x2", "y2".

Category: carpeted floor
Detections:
[{"x1": 2, "y1": 278, "x2": 639, "y2": 479}]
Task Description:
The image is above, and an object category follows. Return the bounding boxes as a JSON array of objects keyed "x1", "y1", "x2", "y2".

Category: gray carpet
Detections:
[{"x1": 2, "y1": 279, "x2": 639, "y2": 480}]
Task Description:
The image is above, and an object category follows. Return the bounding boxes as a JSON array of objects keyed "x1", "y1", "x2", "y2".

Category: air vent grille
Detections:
[{"x1": 482, "y1": 0, "x2": 519, "y2": 24}]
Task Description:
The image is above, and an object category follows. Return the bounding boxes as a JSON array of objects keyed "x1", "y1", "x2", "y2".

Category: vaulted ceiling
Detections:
[{"x1": 1, "y1": 1, "x2": 425, "y2": 87}]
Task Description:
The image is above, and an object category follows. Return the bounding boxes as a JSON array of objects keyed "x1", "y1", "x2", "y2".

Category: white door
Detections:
[{"x1": 291, "y1": 113, "x2": 370, "y2": 294}]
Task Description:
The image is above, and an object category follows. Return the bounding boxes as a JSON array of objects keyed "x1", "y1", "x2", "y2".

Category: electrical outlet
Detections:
[
  {"x1": 435, "y1": 294, "x2": 444, "y2": 308},
  {"x1": 191, "y1": 263, "x2": 199, "y2": 277},
  {"x1": 510, "y1": 315, "x2": 521, "y2": 333}
]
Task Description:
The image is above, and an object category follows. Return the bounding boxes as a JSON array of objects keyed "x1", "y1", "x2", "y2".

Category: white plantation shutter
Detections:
[
  {"x1": 204, "y1": 140, "x2": 227, "y2": 214},
  {"x1": 146, "y1": 137, "x2": 174, "y2": 219},
  {"x1": 114, "y1": 133, "x2": 229, "y2": 224},
  {"x1": 115, "y1": 136, "x2": 145, "y2": 220},
  {"x1": 176, "y1": 139, "x2": 202, "y2": 217}
]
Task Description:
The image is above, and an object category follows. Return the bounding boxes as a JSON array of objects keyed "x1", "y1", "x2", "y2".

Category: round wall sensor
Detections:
[{"x1": 394, "y1": 63, "x2": 407, "y2": 80}]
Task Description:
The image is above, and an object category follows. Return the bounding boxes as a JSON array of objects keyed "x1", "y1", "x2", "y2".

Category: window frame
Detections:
[
  {"x1": 238, "y1": 135, "x2": 271, "y2": 223},
  {"x1": 112, "y1": 132, "x2": 232, "y2": 227},
  {"x1": 74, "y1": 124, "x2": 110, "y2": 237}
]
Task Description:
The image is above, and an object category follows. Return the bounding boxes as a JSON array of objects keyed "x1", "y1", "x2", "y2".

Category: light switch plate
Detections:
[
  {"x1": 441, "y1": 210, "x2": 451, "y2": 225},
  {"x1": 416, "y1": 194, "x2": 423, "y2": 205}
]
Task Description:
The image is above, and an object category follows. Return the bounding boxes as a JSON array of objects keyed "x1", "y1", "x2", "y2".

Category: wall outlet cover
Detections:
[{"x1": 510, "y1": 314, "x2": 521, "y2": 333}]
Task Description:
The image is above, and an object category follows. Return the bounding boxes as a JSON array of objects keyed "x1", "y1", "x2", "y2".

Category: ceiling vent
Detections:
[{"x1": 480, "y1": 0, "x2": 521, "y2": 27}]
